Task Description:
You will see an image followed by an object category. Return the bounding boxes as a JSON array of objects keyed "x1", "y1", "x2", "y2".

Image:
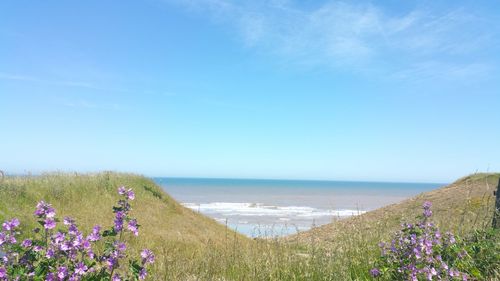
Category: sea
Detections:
[{"x1": 153, "y1": 178, "x2": 442, "y2": 237}]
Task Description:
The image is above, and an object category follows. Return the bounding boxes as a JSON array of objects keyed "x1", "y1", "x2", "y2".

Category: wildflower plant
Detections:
[
  {"x1": 0, "y1": 186, "x2": 154, "y2": 280},
  {"x1": 370, "y1": 201, "x2": 472, "y2": 281}
]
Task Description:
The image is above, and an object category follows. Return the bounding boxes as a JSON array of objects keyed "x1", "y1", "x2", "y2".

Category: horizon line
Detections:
[{"x1": 151, "y1": 175, "x2": 448, "y2": 185}]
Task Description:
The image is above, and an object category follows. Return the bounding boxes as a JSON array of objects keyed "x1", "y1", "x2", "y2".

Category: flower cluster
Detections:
[
  {"x1": 370, "y1": 202, "x2": 469, "y2": 281},
  {"x1": 0, "y1": 186, "x2": 154, "y2": 280},
  {"x1": 370, "y1": 201, "x2": 470, "y2": 281}
]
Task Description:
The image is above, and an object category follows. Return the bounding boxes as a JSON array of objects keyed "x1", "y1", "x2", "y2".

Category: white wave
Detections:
[{"x1": 182, "y1": 202, "x2": 365, "y2": 218}]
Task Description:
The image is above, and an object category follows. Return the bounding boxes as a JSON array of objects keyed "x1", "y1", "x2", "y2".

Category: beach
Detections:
[{"x1": 155, "y1": 178, "x2": 442, "y2": 237}]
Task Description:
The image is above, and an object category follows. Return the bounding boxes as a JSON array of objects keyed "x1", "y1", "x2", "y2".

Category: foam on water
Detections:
[
  {"x1": 155, "y1": 177, "x2": 441, "y2": 237},
  {"x1": 183, "y1": 202, "x2": 364, "y2": 218}
]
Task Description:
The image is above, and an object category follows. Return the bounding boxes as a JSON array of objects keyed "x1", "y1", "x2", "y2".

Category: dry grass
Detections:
[
  {"x1": 290, "y1": 173, "x2": 498, "y2": 245},
  {"x1": 0, "y1": 172, "x2": 497, "y2": 280}
]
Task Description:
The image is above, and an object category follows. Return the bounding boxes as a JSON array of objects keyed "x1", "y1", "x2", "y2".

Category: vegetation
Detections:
[
  {"x1": 0, "y1": 172, "x2": 498, "y2": 280},
  {"x1": 371, "y1": 202, "x2": 480, "y2": 280},
  {"x1": 0, "y1": 187, "x2": 154, "y2": 280}
]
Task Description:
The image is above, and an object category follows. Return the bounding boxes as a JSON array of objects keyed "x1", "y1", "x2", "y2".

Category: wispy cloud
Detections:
[
  {"x1": 391, "y1": 61, "x2": 494, "y2": 82},
  {"x1": 168, "y1": 0, "x2": 498, "y2": 80},
  {"x1": 62, "y1": 99, "x2": 127, "y2": 111},
  {"x1": 0, "y1": 72, "x2": 129, "y2": 93}
]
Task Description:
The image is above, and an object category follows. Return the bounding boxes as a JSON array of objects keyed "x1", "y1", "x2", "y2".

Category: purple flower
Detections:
[
  {"x1": 87, "y1": 224, "x2": 101, "y2": 242},
  {"x1": 63, "y1": 217, "x2": 75, "y2": 226},
  {"x1": 127, "y1": 219, "x2": 139, "y2": 236},
  {"x1": 46, "y1": 208, "x2": 56, "y2": 218},
  {"x1": 139, "y1": 268, "x2": 147, "y2": 280},
  {"x1": 87, "y1": 232, "x2": 100, "y2": 242},
  {"x1": 118, "y1": 186, "x2": 135, "y2": 200},
  {"x1": 34, "y1": 201, "x2": 47, "y2": 216},
  {"x1": 11, "y1": 218, "x2": 20, "y2": 228},
  {"x1": 446, "y1": 232, "x2": 456, "y2": 244},
  {"x1": 35, "y1": 201, "x2": 56, "y2": 218},
  {"x1": 106, "y1": 257, "x2": 117, "y2": 270},
  {"x1": 115, "y1": 211, "x2": 125, "y2": 219},
  {"x1": 46, "y1": 273, "x2": 56, "y2": 281},
  {"x1": 54, "y1": 232, "x2": 65, "y2": 244},
  {"x1": 82, "y1": 238, "x2": 91, "y2": 250},
  {"x1": 441, "y1": 261, "x2": 448, "y2": 270},
  {"x1": 118, "y1": 186, "x2": 127, "y2": 195},
  {"x1": 92, "y1": 225, "x2": 101, "y2": 233},
  {"x1": 21, "y1": 239, "x2": 32, "y2": 248},
  {"x1": 112, "y1": 274, "x2": 121, "y2": 281},
  {"x1": 61, "y1": 241, "x2": 73, "y2": 251},
  {"x1": 430, "y1": 267, "x2": 437, "y2": 276},
  {"x1": 126, "y1": 189, "x2": 135, "y2": 200},
  {"x1": 2, "y1": 218, "x2": 20, "y2": 231},
  {"x1": 116, "y1": 242, "x2": 126, "y2": 253},
  {"x1": 57, "y1": 266, "x2": 68, "y2": 280},
  {"x1": 44, "y1": 218, "x2": 56, "y2": 230},
  {"x1": 0, "y1": 232, "x2": 6, "y2": 246},
  {"x1": 423, "y1": 209, "x2": 432, "y2": 218},
  {"x1": 413, "y1": 247, "x2": 421, "y2": 259},
  {"x1": 74, "y1": 262, "x2": 88, "y2": 275},
  {"x1": 449, "y1": 268, "x2": 459, "y2": 277},
  {"x1": 140, "y1": 249, "x2": 155, "y2": 265},
  {"x1": 0, "y1": 267, "x2": 6, "y2": 278},
  {"x1": 370, "y1": 268, "x2": 381, "y2": 277},
  {"x1": 114, "y1": 218, "x2": 123, "y2": 232},
  {"x1": 423, "y1": 201, "x2": 432, "y2": 209},
  {"x1": 72, "y1": 233, "x2": 84, "y2": 248},
  {"x1": 68, "y1": 224, "x2": 79, "y2": 235},
  {"x1": 46, "y1": 248, "x2": 55, "y2": 259}
]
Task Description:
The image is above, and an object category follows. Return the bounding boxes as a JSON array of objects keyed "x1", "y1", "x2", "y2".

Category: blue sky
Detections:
[{"x1": 1, "y1": 0, "x2": 499, "y2": 183}]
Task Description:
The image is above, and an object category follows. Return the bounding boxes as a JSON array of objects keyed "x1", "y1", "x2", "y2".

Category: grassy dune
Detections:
[
  {"x1": 0, "y1": 172, "x2": 251, "y2": 279},
  {"x1": 292, "y1": 173, "x2": 499, "y2": 244},
  {"x1": 0, "y1": 172, "x2": 498, "y2": 280}
]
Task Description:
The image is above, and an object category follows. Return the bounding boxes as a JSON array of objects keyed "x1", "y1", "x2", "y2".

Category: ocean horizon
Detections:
[{"x1": 154, "y1": 177, "x2": 443, "y2": 237}]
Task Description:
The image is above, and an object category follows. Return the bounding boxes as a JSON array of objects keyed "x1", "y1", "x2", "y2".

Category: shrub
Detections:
[
  {"x1": 0, "y1": 186, "x2": 154, "y2": 280},
  {"x1": 370, "y1": 201, "x2": 471, "y2": 281},
  {"x1": 461, "y1": 228, "x2": 500, "y2": 279}
]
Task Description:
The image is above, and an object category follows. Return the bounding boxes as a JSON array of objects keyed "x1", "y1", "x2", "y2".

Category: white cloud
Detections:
[{"x1": 167, "y1": 0, "x2": 497, "y2": 79}]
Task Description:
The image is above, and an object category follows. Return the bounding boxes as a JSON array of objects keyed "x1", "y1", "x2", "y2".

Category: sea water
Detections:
[{"x1": 154, "y1": 178, "x2": 442, "y2": 237}]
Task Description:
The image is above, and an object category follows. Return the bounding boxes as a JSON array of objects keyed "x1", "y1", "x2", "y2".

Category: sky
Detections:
[{"x1": 1, "y1": 0, "x2": 499, "y2": 183}]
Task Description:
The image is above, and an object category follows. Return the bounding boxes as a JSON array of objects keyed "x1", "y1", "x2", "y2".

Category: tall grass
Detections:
[{"x1": 0, "y1": 172, "x2": 498, "y2": 280}]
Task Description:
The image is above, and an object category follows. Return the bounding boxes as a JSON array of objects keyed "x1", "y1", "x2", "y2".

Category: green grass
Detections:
[{"x1": 1, "y1": 172, "x2": 498, "y2": 280}]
